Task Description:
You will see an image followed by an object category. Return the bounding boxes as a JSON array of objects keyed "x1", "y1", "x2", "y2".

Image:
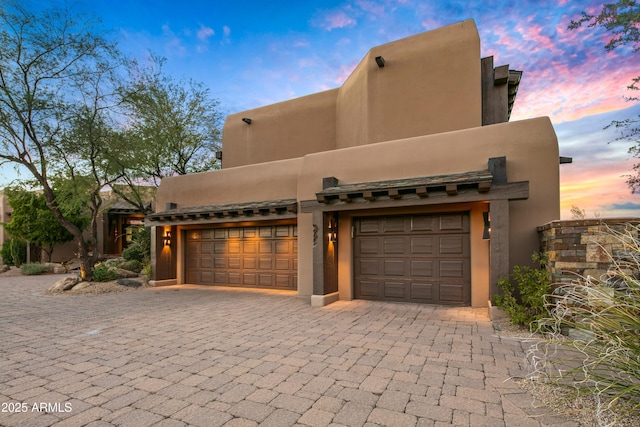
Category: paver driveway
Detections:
[{"x1": 0, "y1": 274, "x2": 576, "y2": 427}]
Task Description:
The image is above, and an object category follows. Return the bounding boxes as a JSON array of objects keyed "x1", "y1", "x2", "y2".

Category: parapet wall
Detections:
[{"x1": 537, "y1": 218, "x2": 640, "y2": 283}]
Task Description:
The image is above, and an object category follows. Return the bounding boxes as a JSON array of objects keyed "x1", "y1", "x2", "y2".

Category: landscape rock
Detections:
[
  {"x1": 114, "y1": 268, "x2": 138, "y2": 278},
  {"x1": 0, "y1": 264, "x2": 9, "y2": 273},
  {"x1": 117, "y1": 278, "x2": 142, "y2": 288},
  {"x1": 71, "y1": 281, "x2": 91, "y2": 291},
  {"x1": 48, "y1": 276, "x2": 81, "y2": 292},
  {"x1": 53, "y1": 265, "x2": 67, "y2": 274}
]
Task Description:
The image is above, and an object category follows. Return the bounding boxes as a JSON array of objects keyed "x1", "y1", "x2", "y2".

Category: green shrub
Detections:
[
  {"x1": 92, "y1": 263, "x2": 119, "y2": 282},
  {"x1": 530, "y1": 223, "x2": 640, "y2": 420},
  {"x1": 494, "y1": 253, "x2": 551, "y2": 328},
  {"x1": 122, "y1": 245, "x2": 144, "y2": 262},
  {"x1": 0, "y1": 238, "x2": 27, "y2": 266},
  {"x1": 141, "y1": 262, "x2": 151, "y2": 277},
  {"x1": 122, "y1": 227, "x2": 150, "y2": 263},
  {"x1": 105, "y1": 258, "x2": 142, "y2": 273},
  {"x1": 20, "y1": 262, "x2": 50, "y2": 275}
]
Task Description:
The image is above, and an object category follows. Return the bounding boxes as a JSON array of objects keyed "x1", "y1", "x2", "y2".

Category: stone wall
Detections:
[{"x1": 537, "y1": 218, "x2": 640, "y2": 283}]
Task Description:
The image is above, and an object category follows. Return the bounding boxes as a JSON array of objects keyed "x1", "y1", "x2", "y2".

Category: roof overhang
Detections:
[
  {"x1": 146, "y1": 198, "x2": 298, "y2": 226},
  {"x1": 300, "y1": 159, "x2": 529, "y2": 213}
]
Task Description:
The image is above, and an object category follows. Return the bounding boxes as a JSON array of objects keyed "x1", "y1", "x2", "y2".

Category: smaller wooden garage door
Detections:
[
  {"x1": 186, "y1": 224, "x2": 297, "y2": 290},
  {"x1": 354, "y1": 213, "x2": 470, "y2": 305}
]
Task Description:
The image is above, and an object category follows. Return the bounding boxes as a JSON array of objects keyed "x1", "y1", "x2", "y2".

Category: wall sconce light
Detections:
[
  {"x1": 482, "y1": 212, "x2": 491, "y2": 240},
  {"x1": 163, "y1": 230, "x2": 172, "y2": 247},
  {"x1": 215, "y1": 150, "x2": 222, "y2": 160},
  {"x1": 375, "y1": 56, "x2": 385, "y2": 68},
  {"x1": 242, "y1": 117, "x2": 252, "y2": 125},
  {"x1": 328, "y1": 215, "x2": 337, "y2": 243}
]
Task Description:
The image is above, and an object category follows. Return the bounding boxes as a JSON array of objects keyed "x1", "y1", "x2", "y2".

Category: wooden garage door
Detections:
[
  {"x1": 185, "y1": 225, "x2": 297, "y2": 290},
  {"x1": 354, "y1": 213, "x2": 470, "y2": 305}
]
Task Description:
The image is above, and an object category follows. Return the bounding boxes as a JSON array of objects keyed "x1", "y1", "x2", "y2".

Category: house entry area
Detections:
[
  {"x1": 185, "y1": 224, "x2": 297, "y2": 290},
  {"x1": 353, "y1": 212, "x2": 471, "y2": 305}
]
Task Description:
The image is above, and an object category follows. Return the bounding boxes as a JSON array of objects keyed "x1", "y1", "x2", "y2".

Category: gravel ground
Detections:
[{"x1": 0, "y1": 266, "x2": 150, "y2": 295}]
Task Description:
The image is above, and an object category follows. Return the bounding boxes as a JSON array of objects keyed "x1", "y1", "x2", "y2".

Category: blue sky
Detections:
[{"x1": 1, "y1": 0, "x2": 639, "y2": 218}]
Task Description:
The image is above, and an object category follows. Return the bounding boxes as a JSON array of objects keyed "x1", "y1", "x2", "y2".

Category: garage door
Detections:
[
  {"x1": 185, "y1": 224, "x2": 297, "y2": 289},
  {"x1": 354, "y1": 213, "x2": 470, "y2": 305}
]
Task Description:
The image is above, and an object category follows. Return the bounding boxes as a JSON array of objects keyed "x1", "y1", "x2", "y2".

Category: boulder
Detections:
[
  {"x1": 114, "y1": 268, "x2": 138, "y2": 279},
  {"x1": 48, "y1": 276, "x2": 81, "y2": 292},
  {"x1": 71, "y1": 281, "x2": 91, "y2": 290},
  {"x1": 53, "y1": 265, "x2": 67, "y2": 274},
  {"x1": 117, "y1": 278, "x2": 142, "y2": 288}
]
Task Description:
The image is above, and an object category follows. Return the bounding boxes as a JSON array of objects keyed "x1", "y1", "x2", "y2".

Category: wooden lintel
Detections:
[
  {"x1": 317, "y1": 194, "x2": 327, "y2": 203},
  {"x1": 416, "y1": 187, "x2": 428, "y2": 198},
  {"x1": 494, "y1": 65, "x2": 509, "y2": 85},
  {"x1": 478, "y1": 181, "x2": 491, "y2": 193},
  {"x1": 339, "y1": 193, "x2": 351, "y2": 203},
  {"x1": 446, "y1": 184, "x2": 458, "y2": 195},
  {"x1": 363, "y1": 191, "x2": 375, "y2": 201},
  {"x1": 388, "y1": 189, "x2": 401, "y2": 199}
]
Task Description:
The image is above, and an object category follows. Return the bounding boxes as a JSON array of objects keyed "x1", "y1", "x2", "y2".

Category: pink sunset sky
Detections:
[{"x1": 1, "y1": 0, "x2": 639, "y2": 219}]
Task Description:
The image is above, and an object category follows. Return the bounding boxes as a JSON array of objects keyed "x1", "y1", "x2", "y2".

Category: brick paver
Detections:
[{"x1": 0, "y1": 275, "x2": 578, "y2": 426}]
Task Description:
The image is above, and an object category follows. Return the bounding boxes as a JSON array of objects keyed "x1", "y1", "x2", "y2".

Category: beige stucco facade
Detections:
[{"x1": 149, "y1": 20, "x2": 560, "y2": 308}]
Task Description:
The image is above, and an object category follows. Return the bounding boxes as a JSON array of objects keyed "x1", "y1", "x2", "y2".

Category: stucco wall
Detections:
[
  {"x1": 296, "y1": 117, "x2": 560, "y2": 305},
  {"x1": 222, "y1": 90, "x2": 338, "y2": 168},
  {"x1": 222, "y1": 20, "x2": 482, "y2": 167},
  {"x1": 336, "y1": 20, "x2": 481, "y2": 149},
  {"x1": 156, "y1": 158, "x2": 303, "y2": 210}
]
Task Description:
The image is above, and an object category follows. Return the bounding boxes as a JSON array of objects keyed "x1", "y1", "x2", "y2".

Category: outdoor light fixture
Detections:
[
  {"x1": 375, "y1": 56, "x2": 385, "y2": 68},
  {"x1": 242, "y1": 117, "x2": 252, "y2": 125},
  {"x1": 482, "y1": 211, "x2": 491, "y2": 240},
  {"x1": 163, "y1": 230, "x2": 172, "y2": 247},
  {"x1": 328, "y1": 215, "x2": 337, "y2": 243}
]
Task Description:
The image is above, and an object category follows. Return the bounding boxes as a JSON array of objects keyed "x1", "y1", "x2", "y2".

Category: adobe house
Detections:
[{"x1": 147, "y1": 20, "x2": 561, "y2": 308}]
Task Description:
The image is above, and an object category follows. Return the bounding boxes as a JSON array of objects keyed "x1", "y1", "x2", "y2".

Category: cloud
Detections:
[
  {"x1": 609, "y1": 202, "x2": 640, "y2": 211},
  {"x1": 197, "y1": 24, "x2": 214, "y2": 41},
  {"x1": 223, "y1": 26, "x2": 231, "y2": 37},
  {"x1": 161, "y1": 24, "x2": 186, "y2": 56},
  {"x1": 356, "y1": 0, "x2": 386, "y2": 19},
  {"x1": 312, "y1": 9, "x2": 357, "y2": 31}
]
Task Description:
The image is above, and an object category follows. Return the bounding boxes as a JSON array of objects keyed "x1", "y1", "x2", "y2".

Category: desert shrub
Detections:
[
  {"x1": 92, "y1": 263, "x2": 119, "y2": 282},
  {"x1": 105, "y1": 258, "x2": 142, "y2": 273},
  {"x1": 20, "y1": 262, "x2": 51, "y2": 275},
  {"x1": 122, "y1": 227, "x2": 150, "y2": 263},
  {"x1": 0, "y1": 238, "x2": 26, "y2": 266},
  {"x1": 122, "y1": 245, "x2": 144, "y2": 262},
  {"x1": 530, "y1": 223, "x2": 640, "y2": 421},
  {"x1": 141, "y1": 262, "x2": 151, "y2": 277},
  {"x1": 494, "y1": 253, "x2": 551, "y2": 328}
]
